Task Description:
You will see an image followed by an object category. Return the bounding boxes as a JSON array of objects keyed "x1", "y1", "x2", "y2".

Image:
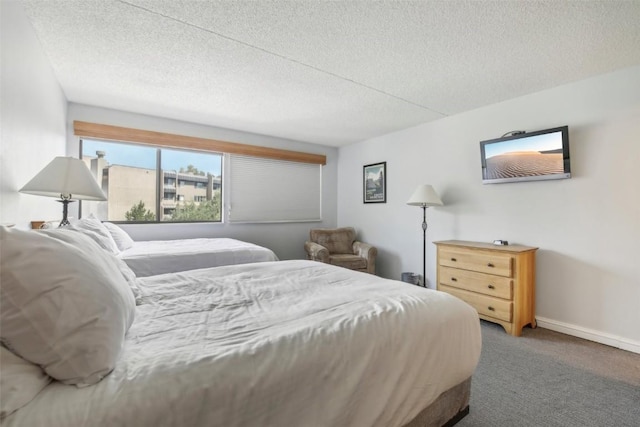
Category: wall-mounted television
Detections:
[{"x1": 480, "y1": 125, "x2": 571, "y2": 184}]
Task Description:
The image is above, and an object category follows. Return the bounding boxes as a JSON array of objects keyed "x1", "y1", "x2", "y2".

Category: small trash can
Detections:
[{"x1": 401, "y1": 272, "x2": 420, "y2": 285}]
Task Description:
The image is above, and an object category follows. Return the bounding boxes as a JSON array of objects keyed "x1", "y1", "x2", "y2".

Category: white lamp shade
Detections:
[
  {"x1": 406, "y1": 184, "x2": 443, "y2": 207},
  {"x1": 20, "y1": 157, "x2": 107, "y2": 201}
]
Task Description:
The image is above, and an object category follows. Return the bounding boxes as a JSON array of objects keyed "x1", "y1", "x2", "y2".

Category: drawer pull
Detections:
[
  {"x1": 451, "y1": 257, "x2": 457, "y2": 262},
  {"x1": 487, "y1": 284, "x2": 495, "y2": 289},
  {"x1": 451, "y1": 277, "x2": 457, "y2": 282},
  {"x1": 487, "y1": 263, "x2": 495, "y2": 268},
  {"x1": 488, "y1": 306, "x2": 495, "y2": 311}
]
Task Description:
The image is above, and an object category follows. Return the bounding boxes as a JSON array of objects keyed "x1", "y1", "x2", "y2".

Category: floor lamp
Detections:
[
  {"x1": 20, "y1": 157, "x2": 107, "y2": 227},
  {"x1": 407, "y1": 185, "x2": 443, "y2": 287}
]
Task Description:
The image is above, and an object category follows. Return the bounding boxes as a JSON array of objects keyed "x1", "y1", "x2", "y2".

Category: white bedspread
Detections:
[
  {"x1": 119, "y1": 237, "x2": 278, "y2": 276},
  {"x1": 5, "y1": 260, "x2": 481, "y2": 427}
]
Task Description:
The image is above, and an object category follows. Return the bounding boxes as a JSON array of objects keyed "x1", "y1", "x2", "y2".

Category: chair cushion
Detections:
[
  {"x1": 310, "y1": 227, "x2": 356, "y2": 254},
  {"x1": 329, "y1": 254, "x2": 367, "y2": 270}
]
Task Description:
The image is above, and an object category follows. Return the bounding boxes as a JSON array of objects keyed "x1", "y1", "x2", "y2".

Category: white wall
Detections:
[
  {"x1": 0, "y1": 1, "x2": 67, "y2": 228},
  {"x1": 337, "y1": 66, "x2": 640, "y2": 352},
  {"x1": 66, "y1": 103, "x2": 339, "y2": 260}
]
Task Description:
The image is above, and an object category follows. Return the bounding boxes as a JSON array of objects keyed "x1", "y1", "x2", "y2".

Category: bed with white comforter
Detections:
[
  {"x1": 1, "y1": 226, "x2": 481, "y2": 427},
  {"x1": 59, "y1": 217, "x2": 279, "y2": 276},
  {"x1": 119, "y1": 237, "x2": 279, "y2": 276}
]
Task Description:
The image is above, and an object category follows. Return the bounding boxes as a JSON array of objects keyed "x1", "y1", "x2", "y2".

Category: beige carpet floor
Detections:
[{"x1": 457, "y1": 321, "x2": 640, "y2": 426}]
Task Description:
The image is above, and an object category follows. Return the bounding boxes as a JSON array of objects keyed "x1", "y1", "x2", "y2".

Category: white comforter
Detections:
[
  {"x1": 119, "y1": 237, "x2": 278, "y2": 276},
  {"x1": 6, "y1": 260, "x2": 481, "y2": 427}
]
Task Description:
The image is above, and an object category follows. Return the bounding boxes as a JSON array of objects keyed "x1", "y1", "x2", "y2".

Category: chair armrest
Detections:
[
  {"x1": 304, "y1": 241, "x2": 330, "y2": 263},
  {"x1": 353, "y1": 241, "x2": 378, "y2": 274},
  {"x1": 353, "y1": 240, "x2": 378, "y2": 265}
]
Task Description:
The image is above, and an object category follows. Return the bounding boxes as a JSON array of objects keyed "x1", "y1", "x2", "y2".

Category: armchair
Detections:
[{"x1": 304, "y1": 227, "x2": 377, "y2": 274}]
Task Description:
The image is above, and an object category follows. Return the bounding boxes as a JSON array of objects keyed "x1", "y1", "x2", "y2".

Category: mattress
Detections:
[
  {"x1": 119, "y1": 237, "x2": 278, "y2": 276},
  {"x1": 4, "y1": 260, "x2": 481, "y2": 427}
]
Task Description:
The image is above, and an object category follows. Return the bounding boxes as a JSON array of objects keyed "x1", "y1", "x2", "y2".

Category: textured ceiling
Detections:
[{"x1": 21, "y1": 0, "x2": 640, "y2": 146}]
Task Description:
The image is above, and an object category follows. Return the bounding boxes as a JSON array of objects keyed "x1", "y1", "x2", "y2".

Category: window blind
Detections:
[{"x1": 229, "y1": 155, "x2": 322, "y2": 222}]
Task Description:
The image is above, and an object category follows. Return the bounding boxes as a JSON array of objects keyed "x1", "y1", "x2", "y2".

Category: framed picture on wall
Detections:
[{"x1": 363, "y1": 162, "x2": 386, "y2": 203}]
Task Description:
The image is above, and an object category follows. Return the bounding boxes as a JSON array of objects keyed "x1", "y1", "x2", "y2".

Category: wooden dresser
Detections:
[{"x1": 434, "y1": 240, "x2": 538, "y2": 337}]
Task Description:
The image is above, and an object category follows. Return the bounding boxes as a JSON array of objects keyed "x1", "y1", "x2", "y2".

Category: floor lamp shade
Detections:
[
  {"x1": 407, "y1": 185, "x2": 443, "y2": 287},
  {"x1": 407, "y1": 184, "x2": 443, "y2": 207},
  {"x1": 20, "y1": 157, "x2": 107, "y2": 226}
]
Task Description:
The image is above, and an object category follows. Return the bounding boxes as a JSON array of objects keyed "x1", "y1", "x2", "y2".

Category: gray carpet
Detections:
[{"x1": 457, "y1": 321, "x2": 640, "y2": 427}]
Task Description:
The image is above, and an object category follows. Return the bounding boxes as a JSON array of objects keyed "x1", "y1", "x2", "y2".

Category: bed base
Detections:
[{"x1": 403, "y1": 377, "x2": 472, "y2": 427}]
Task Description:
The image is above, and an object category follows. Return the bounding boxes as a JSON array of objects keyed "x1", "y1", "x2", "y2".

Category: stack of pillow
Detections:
[
  {"x1": 102, "y1": 221, "x2": 135, "y2": 252},
  {"x1": 0, "y1": 219, "x2": 138, "y2": 418},
  {"x1": 67, "y1": 215, "x2": 135, "y2": 254}
]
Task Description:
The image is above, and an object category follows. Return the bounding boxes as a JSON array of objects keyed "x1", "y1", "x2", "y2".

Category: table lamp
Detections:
[{"x1": 20, "y1": 156, "x2": 107, "y2": 227}]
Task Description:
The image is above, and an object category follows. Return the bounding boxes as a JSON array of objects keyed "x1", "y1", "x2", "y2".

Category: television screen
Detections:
[{"x1": 480, "y1": 126, "x2": 570, "y2": 184}]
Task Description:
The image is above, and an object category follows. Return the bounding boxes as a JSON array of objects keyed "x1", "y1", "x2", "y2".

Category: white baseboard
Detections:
[{"x1": 535, "y1": 317, "x2": 640, "y2": 355}]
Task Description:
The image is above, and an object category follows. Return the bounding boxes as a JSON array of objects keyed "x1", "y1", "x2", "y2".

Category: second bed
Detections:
[{"x1": 118, "y1": 237, "x2": 279, "y2": 276}]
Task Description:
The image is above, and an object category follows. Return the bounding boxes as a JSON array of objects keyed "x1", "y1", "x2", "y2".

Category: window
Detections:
[
  {"x1": 228, "y1": 155, "x2": 322, "y2": 222},
  {"x1": 81, "y1": 139, "x2": 222, "y2": 222},
  {"x1": 76, "y1": 122, "x2": 327, "y2": 225}
]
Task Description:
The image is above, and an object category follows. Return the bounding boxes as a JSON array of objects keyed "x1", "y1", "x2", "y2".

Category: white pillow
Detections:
[
  {"x1": 68, "y1": 216, "x2": 120, "y2": 255},
  {"x1": 0, "y1": 346, "x2": 51, "y2": 419},
  {"x1": 44, "y1": 228, "x2": 140, "y2": 300},
  {"x1": 103, "y1": 222, "x2": 134, "y2": 251},
  {"x1": 0, "y1": 226, "x2": 135, "y2": 387}
]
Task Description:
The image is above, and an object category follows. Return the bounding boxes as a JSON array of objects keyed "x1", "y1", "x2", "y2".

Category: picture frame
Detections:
[{"x1": 363, "y1": 162, "x2": 386, "y2": 203}]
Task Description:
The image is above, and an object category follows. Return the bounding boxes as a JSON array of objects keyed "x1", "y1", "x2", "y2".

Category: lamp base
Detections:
[{"x1": 56, "y1": 199, "x2": 75, "y2": 227}]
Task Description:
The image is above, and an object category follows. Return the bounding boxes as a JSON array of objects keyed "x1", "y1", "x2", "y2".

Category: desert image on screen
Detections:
[{"x1": 484, "y1": 132, "x2": 564, "y2": 179}]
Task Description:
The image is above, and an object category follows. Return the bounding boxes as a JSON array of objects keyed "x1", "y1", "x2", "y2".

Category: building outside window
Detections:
[{"x1": 81, "y1": 139, "x2": 222, "y2": 222}]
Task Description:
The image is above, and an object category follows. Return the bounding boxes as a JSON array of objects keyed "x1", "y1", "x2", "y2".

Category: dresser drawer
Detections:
[
  {"x1": 441, "y1": 285, "x2": 513, "y2": 322},
  {"x1": 438, "y1": 266, "x2": 513, "y2": 300},
  {"x1": 439, "y1": 247, "x2": 513, "y2": 277}
]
